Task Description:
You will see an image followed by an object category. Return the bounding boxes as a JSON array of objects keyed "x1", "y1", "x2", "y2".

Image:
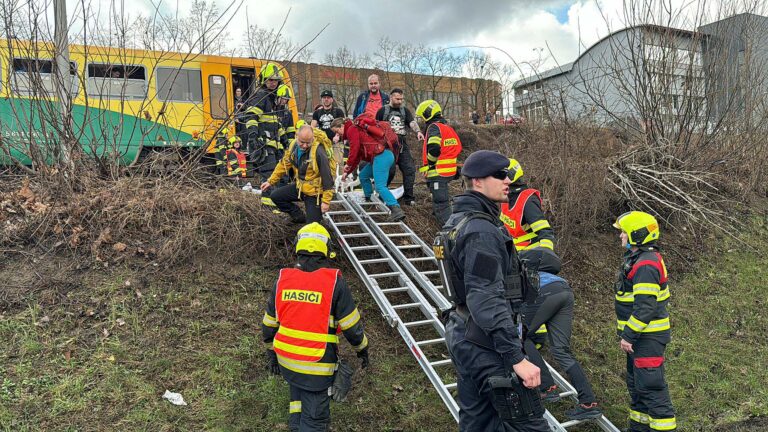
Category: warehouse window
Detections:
[
  {"x1": 155, "y1": 68, "x2": 203, "y2": 103},
  {"x1": 87, "y1": 63, "x2": 147, "y2": 99}
]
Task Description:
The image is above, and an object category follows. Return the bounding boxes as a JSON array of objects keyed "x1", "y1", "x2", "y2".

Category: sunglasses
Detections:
[{"x1": 489, "y1": 169, "x2": 510, "y2": 180}]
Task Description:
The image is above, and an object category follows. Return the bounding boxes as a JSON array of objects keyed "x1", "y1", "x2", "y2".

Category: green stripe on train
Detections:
[{"x1": 0, "y1": 99, "x2": 199, "y2": 166}]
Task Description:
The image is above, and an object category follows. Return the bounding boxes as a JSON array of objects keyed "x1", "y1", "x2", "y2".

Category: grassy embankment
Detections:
[{"x1": 1, "y1": 217, "x2": 767, "y2": 431}]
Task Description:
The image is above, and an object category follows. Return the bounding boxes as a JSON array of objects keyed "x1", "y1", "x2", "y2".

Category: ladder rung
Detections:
[
  {"x1": 358, "y1": 258, "x2": 390, "y2": 264},
  {"x1": 365, "y1": 211, "x2": 388, "y2": 216},
  {"x1": 430, "y1": 359, "x2": 453, "y2": 367},
  {"x1": 359, "y1": 201, "x2": 378, "y2": 205},
  {"x1": 392, "y1": 302, "x2": 421, "y2": 310},
  {"x1": 558, "y1": 390, "x2": 577, "y2": 398},
  {"x1": 421, "y1": 270, "x2": 440, "y2": 276},
  {"x1": 404, "y1": 319, "x2": 435, "y2": 328},
  {"x1": 381, "y1": 287, "x2": 409, "y2": 293},
  {"x1": 341, "y1": 233, "x2": 371, "y2": 239},
  {"x1": 408, "y1": 257, "x2": 435, "y2": 262},
  {"x1": 351, "y1": 245, "x2": 380, "y2": 252},
  {"x1": 397, "y1": 244, "x2": 422, "y2": 250},
  {"x1": 416, "y1": 338, "x2": 445, "y2": 347},
  {"x1": 333, "y1": 222, "x2": 361, "y2": 227},
  {"x1": 386, "y1": 233, "x2": 411, "y2": 238},
  {"x1": 377, "y1": 222, "x2": 403, "y2": 226},
  {"x1": 370, "y1": 272, "x2": 401, "y2": 278},
  {"x1": 559, "y1": 419, "x2": 588, "y2": 428},
  {"x1": 326, "y1": 210, "x2": 352, "y2": 215},
  {"x1": 444, "y1": 382, "x2": 457, "y2": 390}
]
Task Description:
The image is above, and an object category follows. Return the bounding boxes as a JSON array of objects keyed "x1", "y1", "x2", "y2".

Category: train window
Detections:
[
  {"x1": 156, "y1": 68, "x2": 203, "y2": 103},
  {"x1": 11, "y1": 58, "x2": 78, "y2": 96},
  {"x1": 86, "y1": 63, "x2": 147, "y2": 99},
  {"x1": 209, "y1": 75, "x2": 228, "y2": 120}
]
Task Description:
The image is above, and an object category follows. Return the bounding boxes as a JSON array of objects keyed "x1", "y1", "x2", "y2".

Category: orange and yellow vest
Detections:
[
  {"x1": 421, "y1": 123, "x2": 462, "y2": 178},
  {"x1": 273, "y1": 268, "x2": 339, "y2": 366},
  {"x1": 500, "y1": 189, "x2": 541, "y2": 250},
  {"x1": 226, "y1": 149, "x2": 247, "y2": 177}
]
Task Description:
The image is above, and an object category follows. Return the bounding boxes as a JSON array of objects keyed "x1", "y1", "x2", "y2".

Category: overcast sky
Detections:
[{"x1": 65, "y1": 0, "x2": 760, "y2": 79}]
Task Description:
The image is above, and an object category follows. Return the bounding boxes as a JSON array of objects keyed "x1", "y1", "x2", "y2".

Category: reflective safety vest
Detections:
[
  {"x1": 615, "y1": 251, "x2": 671, "y2": 336},
  {"x1": 273, "y1": 268, "x2": 339, "y2": 364},
  {"x1": 225, "y1": 149, "x2": 247, "y2": 177},
  {"x1": 500, "y1": 189, "x2": 543, "y2": 250},
  {"x1": 421, "y1": 123, "x2": 462, "y2": 178}
]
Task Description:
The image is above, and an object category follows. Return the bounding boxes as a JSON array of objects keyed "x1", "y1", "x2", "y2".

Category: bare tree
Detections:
[{"x1": 323, "y1": 45, "x2": 363, "y2": 116}]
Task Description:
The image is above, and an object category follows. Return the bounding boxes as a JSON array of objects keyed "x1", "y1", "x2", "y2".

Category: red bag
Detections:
[{"x1": 353, "y1": 114, "x2": 399, "y2": 160}]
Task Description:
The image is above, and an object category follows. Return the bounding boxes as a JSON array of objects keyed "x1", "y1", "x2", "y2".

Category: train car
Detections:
[{"x1": 0, "y1": 39, "x2": 298, "y2": 166}]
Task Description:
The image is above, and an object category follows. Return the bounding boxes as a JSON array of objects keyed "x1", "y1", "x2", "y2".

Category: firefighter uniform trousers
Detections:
[
  {"x1": 626, "y1": 338, "x2": 675, "y2": 432},
  {"x1": 446, "y1": 313, "x2": 551, "y2": 432},
  {"x1": 288, "y1": 384, "x2": 331, "y2": 432}
]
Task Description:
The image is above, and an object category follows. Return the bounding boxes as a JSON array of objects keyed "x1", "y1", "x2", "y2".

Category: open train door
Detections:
[{"x1": 201, "y1": 62, "x2": 232, "y2": 152}]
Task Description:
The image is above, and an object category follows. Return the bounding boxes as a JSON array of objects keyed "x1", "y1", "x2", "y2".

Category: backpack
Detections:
[
  {"x1": 352, "y1": 113, "x2": 399, "y2": 159},
  {"x1": 287, "y1": 127, "x2": 338, "y2": 178}
]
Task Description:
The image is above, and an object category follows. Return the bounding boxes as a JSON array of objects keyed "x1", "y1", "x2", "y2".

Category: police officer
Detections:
[
  {"x1": 613, "y1": 211, "x2": 676, "y2": 432},
  {"x1": 521, "y1": 249, "x2": 602, "y2": 421},
  {"x1": 262, "y1": 223, "x2": 370, "y2": 432},
  {"x1": 500, "y1": 160, "x2": 556, "y2": 252},
  {"x1": 415, "y1": 99, "x2": 462, "y2": 226},
  {"x1": 443, "y1": 150, "x2": 549, "y2": 431}
]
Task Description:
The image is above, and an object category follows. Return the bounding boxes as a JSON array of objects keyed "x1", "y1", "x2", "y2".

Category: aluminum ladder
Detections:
[{"x1": 325, "y1": 191, "x2": 620, "y2": 432}]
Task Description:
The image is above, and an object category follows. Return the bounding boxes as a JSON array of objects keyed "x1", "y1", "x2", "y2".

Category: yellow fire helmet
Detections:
[
  {"x1": 228, "y1": 136, "x2": 241, "y2": 145},
  {"x1": 217, "y1": 127, "x2": 229, "y2": 136},
  {"x1": 259, "y1": 62, "x2": 284, "y2": 84},
  {"x1": 507, "y1": 158, "x2": 524, "y2": 183},
  {"x1": 296, "y1": 119, "x2": 306, "y2": 129},
  {"x1": 416, "y1": 100, "x2": 442, "y2": 122},
  {"x1": 276, "y1": 84, "x2": 293, "y2": 100},
  {"x1": 296, "y1": 222, "x2": 334, "y2": 257},
  {"x1": 613, "y1": 211, "x2": 660, "y2": 246}
]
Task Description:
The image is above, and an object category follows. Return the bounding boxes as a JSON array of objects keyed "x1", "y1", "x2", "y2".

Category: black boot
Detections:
[
  {"x1": 565, "y1": 402, "x2": 602, "y2": 420},
  {"x1": 287, "y1": 209, "x2": 306, "y2": 224}
]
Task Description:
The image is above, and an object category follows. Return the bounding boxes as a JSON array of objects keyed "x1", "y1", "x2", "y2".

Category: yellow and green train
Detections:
[{"x1": 0, "y1": 40, "x2": 298, "y2": 166}]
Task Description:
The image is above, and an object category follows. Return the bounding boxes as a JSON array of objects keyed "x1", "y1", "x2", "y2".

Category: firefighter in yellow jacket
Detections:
[
  {"x1": 262, "y1": 223, "x2": 370, "y2": 432},
  {"x1": 613, "y1": 211, "x2": 676, "y2": 432}
]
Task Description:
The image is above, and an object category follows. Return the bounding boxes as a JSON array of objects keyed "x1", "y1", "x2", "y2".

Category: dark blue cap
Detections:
[{"x1": 461, "y1": 150, "x2": 509, "y2": 178}]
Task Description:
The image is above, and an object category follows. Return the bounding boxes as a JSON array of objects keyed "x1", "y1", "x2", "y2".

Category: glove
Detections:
[
  {"x1": 266, "y1": 350, "x2": 280, "y2": 375},
  {"x1": 357, "y1": 347, "x2": 370, "y2": 369}
]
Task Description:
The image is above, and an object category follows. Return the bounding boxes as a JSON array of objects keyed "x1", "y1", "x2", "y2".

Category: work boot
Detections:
[
  {"x1": 387, "y1": 205, "x2": 405, "y2": 222},
  {"x1": 540, "y1": 385, "x2": 560, "y2": 403},
  {"x1": 287, "y1": 209, "x2": 306, "y2": 224},
  {"x1": 565, "y1": 402, "x2": 602, "y2": 420}
]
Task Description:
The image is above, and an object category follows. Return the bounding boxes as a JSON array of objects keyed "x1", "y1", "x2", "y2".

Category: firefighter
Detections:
[
  {"x1": 613, "y1": 211, "x2": 676, "y2": 432},
  {"x1": 213, "y1": 127, "x2": 231, "y2": 175},
  {"x1": 262, "y1": 222, "x2": 370, "y2": 432},
  {"x1": 225, "y1": 136, "x2": 247, "y2": 182},
  {"x1": 501, "y1": 159, "x2": 561, "y2": 273},
  {"x1": 521, "y1": 248, "x2": 602, "y2": 421},
  {"x1": 415, "y1": 99, "x2": 462, "y2": 226},
  {"x1": 244, "y1": 63, "x2": 283, "y2": 184},
  {"x1": 443, "y1": 150, "x2": 549, "y2": 431},
  {"x1": 276, "y1": 83, "x2": 296, "y2": 154}
]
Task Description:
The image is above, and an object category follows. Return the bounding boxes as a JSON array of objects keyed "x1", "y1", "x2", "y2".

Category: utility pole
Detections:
[{"x1": 53, "y1": 0, "x2": 72, "y2": 168}]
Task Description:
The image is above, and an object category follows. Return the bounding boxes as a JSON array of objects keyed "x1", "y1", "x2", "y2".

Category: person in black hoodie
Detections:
[{"x1": 443, "y1": 150, "x2": 549, "y2": 432}]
